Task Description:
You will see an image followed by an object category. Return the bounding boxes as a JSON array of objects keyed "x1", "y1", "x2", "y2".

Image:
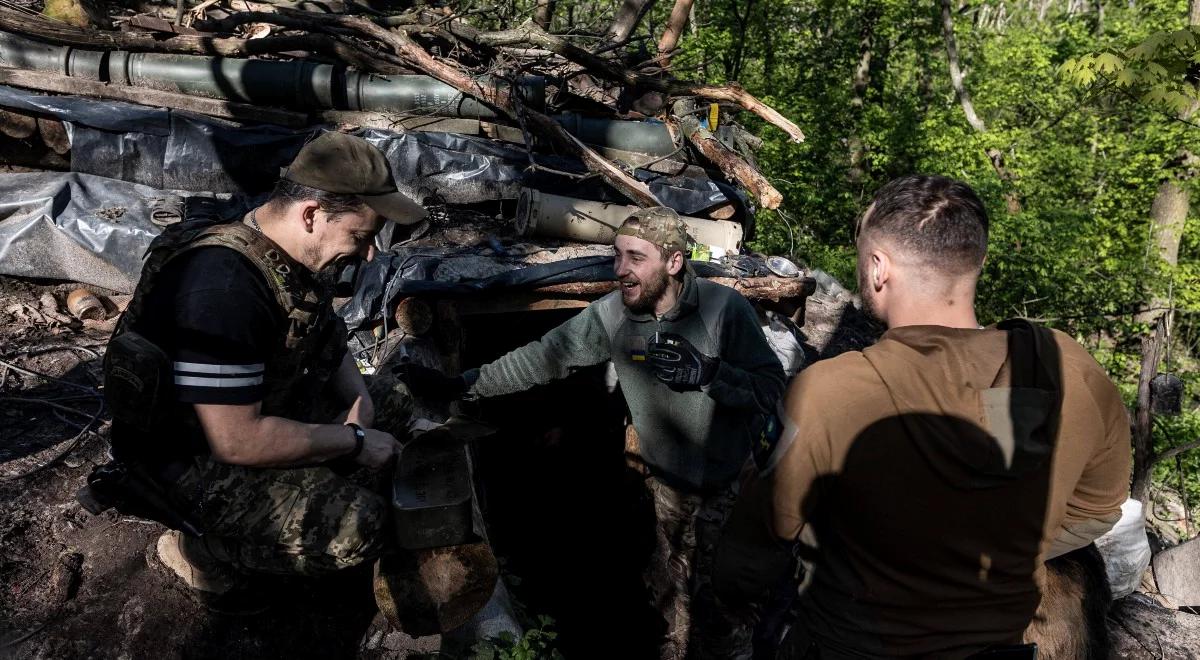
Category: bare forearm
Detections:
[
  {"x1": 333, "y1": 352, "x2": 374, "y2": 426},
  {"x1": 213, "y1": 416, "x2": 357, "y2": 468}
]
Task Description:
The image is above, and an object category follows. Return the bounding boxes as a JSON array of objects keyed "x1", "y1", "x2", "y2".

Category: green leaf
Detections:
[{"x1": 1094, "y1": 52, "x2": 1123, "y2": 74}]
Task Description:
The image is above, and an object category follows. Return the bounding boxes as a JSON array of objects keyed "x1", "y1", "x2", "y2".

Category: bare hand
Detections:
[{"x1": 355, "y1": 428, "x2": 401, "y2": 469}]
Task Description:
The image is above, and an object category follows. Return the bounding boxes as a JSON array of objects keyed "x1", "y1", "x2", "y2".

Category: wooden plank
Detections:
[
  {"x1": 450, "y1": 293, "x2": 592, "y2": 316},
  {"x1": 530, "y1": 276, "x2": 817, "y2": 302}
]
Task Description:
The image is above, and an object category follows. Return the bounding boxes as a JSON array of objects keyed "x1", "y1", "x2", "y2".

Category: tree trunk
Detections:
[
  {"x1": 1131, "y1": 0, "x2": 1197, "y2": 500},
  {"x1": 656, "y1": 0, "x2": 694, "y2": 62},
  {"x1": 607, "y1": 0, "x2": 656, "y2": 44},
  {"x1": 1109, "y1": 593, "x2": 1200, "y2": 657},
  {"x1": 848, "y1": 8, "x2": 878, "y2": 184},
  {"x1": 1148, "y1": 179, "x2": 1190, "y2": 269},
  {"x1": 1139, "y1": 1, "x2": 1200, "y2": 323},
  {"x1": 1130, "y1": 316, "x2": 1167, "y2": 504},
  {"x1": 533, "y1": 0, "x2": 555, "y2": 30},
  {"x1": 938, "y1": 0, "x2": 1021, "y2": 212},
  {"x1": 940, "y1": 0, "x2": 987, "y2": 133}
]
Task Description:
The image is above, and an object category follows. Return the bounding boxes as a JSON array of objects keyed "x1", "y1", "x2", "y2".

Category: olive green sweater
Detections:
[{"x1": 470, "y1": 272, "x2": 786, "y2": 491}]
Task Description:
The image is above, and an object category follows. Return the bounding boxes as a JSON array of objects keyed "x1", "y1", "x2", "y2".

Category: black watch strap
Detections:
[{"x1": 345, "y1": 422, "x2": 365, "y2": 460}]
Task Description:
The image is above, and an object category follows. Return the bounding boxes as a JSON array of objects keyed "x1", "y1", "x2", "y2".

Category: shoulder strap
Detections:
[
  {"x1": 183, "y1": 223, "x2": 299, "y2": 312},
  {"x1": 115, "y1": 219, "x2": 306, "y2": 338},
  {"x1": 996, "y1": 318, "x2": 1060, "y2": 392},
  {"x1": 995, "y1": 317, "x2": 1064, "y2": 472}
]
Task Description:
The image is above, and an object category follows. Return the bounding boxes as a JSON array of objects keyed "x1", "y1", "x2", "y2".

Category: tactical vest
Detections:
[{"x1": 107, "y1": 217, "x2": 347, "y2": 433}]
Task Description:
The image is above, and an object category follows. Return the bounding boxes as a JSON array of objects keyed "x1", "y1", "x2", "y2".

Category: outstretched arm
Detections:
[{"x1": 469, "y1": 298, "x2": 615, "y2": 398}]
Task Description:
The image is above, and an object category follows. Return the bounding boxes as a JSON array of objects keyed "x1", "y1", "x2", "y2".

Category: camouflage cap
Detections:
[{"x1": 616, "y1": 207, "x2": 692, "y2": 254}]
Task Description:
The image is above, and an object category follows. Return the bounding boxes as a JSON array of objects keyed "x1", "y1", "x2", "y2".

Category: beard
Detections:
[{"x1": 621, "y1": 268, "x2": 670, "y2": 314}]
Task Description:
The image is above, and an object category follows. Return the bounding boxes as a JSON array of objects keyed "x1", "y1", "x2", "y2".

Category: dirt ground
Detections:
[{"x1": 0, "y1": 276, "x2": 451, "y2": 659}]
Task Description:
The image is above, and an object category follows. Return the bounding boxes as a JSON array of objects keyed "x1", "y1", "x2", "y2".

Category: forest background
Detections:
[{"x1": 474, "y1": 0, "x2": 1200, "y2": 543}]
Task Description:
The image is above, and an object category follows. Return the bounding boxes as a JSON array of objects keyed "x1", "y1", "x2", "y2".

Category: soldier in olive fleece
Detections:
[{"x1": 401, "y1": 207, "x2": 786, "y2": 659}]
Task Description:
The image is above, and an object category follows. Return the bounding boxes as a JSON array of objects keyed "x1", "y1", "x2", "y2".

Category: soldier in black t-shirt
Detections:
[{"x1": 104, "y1": 132, "x2": 427, "y2": 600}]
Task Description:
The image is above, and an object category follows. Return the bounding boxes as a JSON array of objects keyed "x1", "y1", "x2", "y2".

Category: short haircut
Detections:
[
  {"x1": 268, "y1": 178, "x2": 364, "y2": 217},
  {"x1": 857, "y1": 174, "x2": 989, "y2": 275}
]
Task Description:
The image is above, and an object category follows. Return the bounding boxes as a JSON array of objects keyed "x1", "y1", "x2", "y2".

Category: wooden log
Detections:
[
  {"x1": 527, "y1": 275, "x2": 817, "y2": 302},
  {"x1": 679, "y1": 113, "x2": 783, "y2": 209},
  {"x1": 37, "y1": 116, "x2": 69, "y2": 154},
  {"x1": 1108, "y1": 593, "x2": 1200, "y2": 658},
  {"x1": 373, "y1": 542, "x2": 499, "y2": 637},
  {"x1": 0, "y1": 106, "x2": 36, "y2": 138}
]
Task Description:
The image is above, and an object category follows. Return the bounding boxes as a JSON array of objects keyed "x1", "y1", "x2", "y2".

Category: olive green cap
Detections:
[{"x1": 284, "y1": 132, "x2": 427, "y2": 225}]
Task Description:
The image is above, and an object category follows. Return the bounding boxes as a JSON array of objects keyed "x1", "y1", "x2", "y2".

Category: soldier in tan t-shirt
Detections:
[{"x1": 714, "y1": 175, "x2": 1130, "y2": 658}]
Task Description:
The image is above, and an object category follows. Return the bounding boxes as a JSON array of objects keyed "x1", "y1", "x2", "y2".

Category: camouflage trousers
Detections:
[
  {"x1": 644, "y1": 476, "x2": 754, "y2": 660},
  {"x1": 165, "y1": 456, "x2": 389, "y2": 576}
]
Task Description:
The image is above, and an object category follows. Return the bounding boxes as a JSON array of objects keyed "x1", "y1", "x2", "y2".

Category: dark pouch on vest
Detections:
[{"x1": 104, "y1": 330, "x2": 172, "y2": 433}]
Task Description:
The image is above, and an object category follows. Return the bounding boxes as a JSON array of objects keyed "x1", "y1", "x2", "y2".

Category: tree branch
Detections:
[
  {"x1": 323, "y1": 14, "x2": 660, "y2": 206},
  {"x1": 428, "y1": 16, "x2": 805, "y2": 141},
  {"x1": 1155, "y1": 439, "x2": 1200, "y2": 465},
  {"x1": 656, "y1": 0, "x2": 694, "y2": 60},
  {"x1": 1132, "y1": 316, "x2": 1168, "y2": 503},
  {"x1": 606, "y1": 0, "x2": 656, "y2": 45},
  {"x1": 678, "y1": 113, "x2": 782, "y2": 208}
]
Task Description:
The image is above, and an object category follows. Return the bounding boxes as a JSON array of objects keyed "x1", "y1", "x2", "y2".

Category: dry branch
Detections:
[
  {"x1": 679, "y1": 113, "x2": 781, "y2": 209},
  {"x1": 607, "y1": 0, "x2": 656, "y2": 44},
  {"x1": 326, "y1": 14, "x2": 661, "y2": 206},
  {"x1": 409, "y1": 13, "x2": 805, "y2": 141},
  {"x1": 657, "y1": 0, "x2": 694, "y2": 60}
]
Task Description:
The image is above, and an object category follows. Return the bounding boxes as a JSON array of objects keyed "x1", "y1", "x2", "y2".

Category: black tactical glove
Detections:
[
  {"x1": 647, "y1": 332, "x2": 719, "y2": 388},
  {"x1": 393, "y1": 363, "x2": 474, "y2": 400}
]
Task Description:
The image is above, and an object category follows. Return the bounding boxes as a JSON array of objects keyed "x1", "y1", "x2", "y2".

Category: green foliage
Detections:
[
  {"x1": 467, "y1": 617, "x2": 564, "y2": 660},
  {"x1": 1062, "y1": 26, "x2": 1200, "y2": 115},
  {"x1": 661, "y1": 0, "x2": 1199, "y2": 515}
]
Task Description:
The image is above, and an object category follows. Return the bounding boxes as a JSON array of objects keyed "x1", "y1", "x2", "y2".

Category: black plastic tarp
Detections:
[
  {"x1": 341, "y1": 250, "x2": 617, "y2": 328},
  {"x1": 0, "y1": 86, "x2": 746, "y2": 214},
  {"x1": 337, "y1": 246, "x2": 750, "y2": 329},
  {"x1": 0, "y1": 172, "x2": 245, "y2": 292}
]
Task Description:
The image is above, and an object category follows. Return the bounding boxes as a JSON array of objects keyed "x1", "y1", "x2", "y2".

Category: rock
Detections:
[
  {"x1": 46, "y1": 550, "x2": 83, "y2": 606},
  {"x1": 1109, "y1": 592, "x2": 1200, "y2": 659},
  {"x1": 1152, "y1": 535, "x2": 1200, "y2": 606}
]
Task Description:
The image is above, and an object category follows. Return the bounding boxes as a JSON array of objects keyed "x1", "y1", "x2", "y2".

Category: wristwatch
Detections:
[{"x1": 345, "y1": 422, "x2": 365, "y2": 460}]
